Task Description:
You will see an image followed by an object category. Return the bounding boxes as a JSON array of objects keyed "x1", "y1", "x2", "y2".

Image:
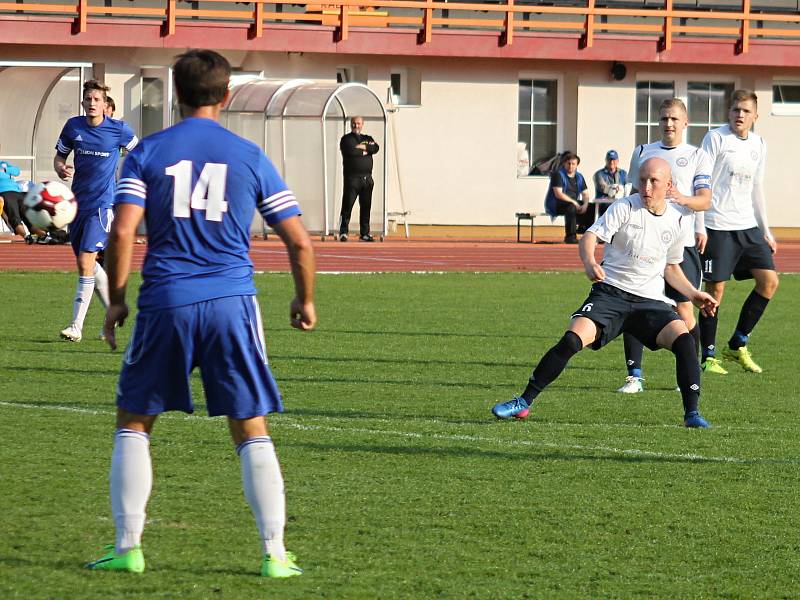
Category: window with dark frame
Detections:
[{"x1": 517, "y1": 79, "x2": 557, "y2": 175}]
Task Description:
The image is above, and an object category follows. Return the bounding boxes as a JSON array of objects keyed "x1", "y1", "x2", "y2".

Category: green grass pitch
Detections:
[{"x1": 1, "y1": 271, "x2": 798, "y2": 599}]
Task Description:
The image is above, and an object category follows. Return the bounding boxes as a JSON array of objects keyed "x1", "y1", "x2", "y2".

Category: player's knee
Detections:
[
  {"x1": 669, "y1": 332, "x2": 694, "y2": 356},
  {"x1": 555, "y1": 330, "x2": 583, "y2": 357},
  {"x1": 756, "y1": 273, "x2": 779, "y2": 297}
]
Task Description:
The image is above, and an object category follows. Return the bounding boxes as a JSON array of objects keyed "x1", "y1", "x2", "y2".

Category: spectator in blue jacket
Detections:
[{"x1": 545, "y1": 152, "x2": 589, "y2": 244}]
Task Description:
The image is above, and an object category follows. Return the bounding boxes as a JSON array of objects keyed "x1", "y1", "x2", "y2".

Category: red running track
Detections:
[{"x1": 3, "y1": 238, "x2": 800, "y2": 273}]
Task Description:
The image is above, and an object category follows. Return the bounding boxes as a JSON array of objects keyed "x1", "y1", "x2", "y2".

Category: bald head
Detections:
[{"x1": 638, "y1": 157, "x2": 673, "y2": 212}]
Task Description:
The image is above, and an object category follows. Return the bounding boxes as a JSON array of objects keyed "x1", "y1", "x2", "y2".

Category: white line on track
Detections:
[
  {"x1": 1, "y1": 401, "x2": 794, "y2": 465},
  {"x1": 250, "y1": 247, "x2": 451, "y2": 266}
]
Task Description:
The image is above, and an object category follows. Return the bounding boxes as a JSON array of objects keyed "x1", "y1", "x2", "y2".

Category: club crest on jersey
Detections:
[
  {"x1": 661, "y1": 231, "x2": 674, "y2": 245},
  {"x1": 676, "y1": 157, "x2": 688, "y2": 167},
  {"x1": 751, "y1": 150, "x2": 759, "y2": 162}
]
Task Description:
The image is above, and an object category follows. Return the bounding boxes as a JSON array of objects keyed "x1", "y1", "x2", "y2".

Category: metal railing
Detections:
[{"x1": 0, "y1": 0, "x2": 798, "y2": 53}]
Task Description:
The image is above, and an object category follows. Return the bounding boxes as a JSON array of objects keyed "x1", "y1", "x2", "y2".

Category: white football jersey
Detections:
[
  {"x1": 589, "y1": 194, "x2": 685, "y2": 305},
  {"x1": 628, "y1": 141, "x2": 712, "y2": 248},
  {"x1": 701, "y1": 124, "x2": 766, "y2": 231}
]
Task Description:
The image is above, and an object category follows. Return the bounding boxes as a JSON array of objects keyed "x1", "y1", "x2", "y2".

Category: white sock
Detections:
[
  {"x1": 111, "y1": 429, "x2": 152, "y2": 554},
  {"x1": 93, "y1": 264, "x2": 109, "y2": 310},
  {"x1": 238, "y1": 436, "x2": 287, "y2": 561},
  {"x1": 71, "y1": 276, "x2": 94, "y2": 330}
]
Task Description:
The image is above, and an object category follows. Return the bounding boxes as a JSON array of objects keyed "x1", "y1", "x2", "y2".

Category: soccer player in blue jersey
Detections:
[
  {"x1": 84, "y1": 50, "x2": 316, "y2": 579},
  {"x1": 55, "y1": 80, "x2": 138, "y2": 342}
]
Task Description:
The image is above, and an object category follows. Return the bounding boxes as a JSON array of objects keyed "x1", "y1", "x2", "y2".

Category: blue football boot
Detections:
[
  {"x1": 491, "y1": 396, "x2": 531, "y2": 420},
  {"x1": 683, "y1": 410, "x2": 711, "y2": 429}
]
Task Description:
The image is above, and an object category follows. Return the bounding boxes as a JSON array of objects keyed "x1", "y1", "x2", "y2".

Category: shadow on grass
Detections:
[
  {"x1": 12, "y1": 340, "x2": 119, "y2": 355},
  {"x1": 275, "y1": 327, "x2": 554, "y2": 341},
  {"x1": 270, "y1": 353, "x2": 535, "y2": 370},
  {"x1": 280, "y1": 439, "x2": 731, "y2": 465}
]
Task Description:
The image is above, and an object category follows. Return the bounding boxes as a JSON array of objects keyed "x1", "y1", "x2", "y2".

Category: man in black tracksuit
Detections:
[{"x1": 339, "y1": 116, "x2": 379, "y2": 242}]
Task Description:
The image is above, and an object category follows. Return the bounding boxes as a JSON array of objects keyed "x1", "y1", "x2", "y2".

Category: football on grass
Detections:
[{"x1": 24, "y1": 181, "x2": 78, "y2": 231}]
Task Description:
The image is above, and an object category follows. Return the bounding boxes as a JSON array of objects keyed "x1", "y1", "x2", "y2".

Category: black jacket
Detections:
[{"x1": 340, "y1": 132, "x2": 379, "y2": 177}]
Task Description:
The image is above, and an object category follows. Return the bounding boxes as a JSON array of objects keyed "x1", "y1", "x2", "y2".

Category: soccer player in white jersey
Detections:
[
  {"x1": 492, "y1": 158, "x2": 718, "y2": 427},
  {"x1": 699, "y1": 89, "x2": 779, "y2": 374},
  {"x1": 84, "y1": 50, "x2": 316, "y2": 578},
  {"x1": 617, "y1": 98, "x2": 715, "y2": 393},
  {"x1": 55, "y1": 80, "x2": 138, "y2": 342}
]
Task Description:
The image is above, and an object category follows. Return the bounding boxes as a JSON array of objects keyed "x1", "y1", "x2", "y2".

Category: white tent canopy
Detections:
[
  {"x1": 0, "y1": 62, "x2": 87, "y2": 183},
  {"x1": 222, "y1": 79, "x2": 387, "y2": 239}
]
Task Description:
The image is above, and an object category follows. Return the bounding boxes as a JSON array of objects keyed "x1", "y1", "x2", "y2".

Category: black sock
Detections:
[
  {"x1": 698, "y1": 309, "x2": 719, "y2": 360},
  {"x1": 672, "y1": 332, "x2": 700, "y2": 414},
  {"x1": 729, "y1": 291, "x2": 770, "y2": 349},
  {"x1": 521, "y1": 331, "x2": 583, "y2": 404},
  {"x1": 622, "y1": 332, "x2": 644, "y2": 377},
  {"x1": 689, "y1": 324, "x2": 700, "y2": 359}
]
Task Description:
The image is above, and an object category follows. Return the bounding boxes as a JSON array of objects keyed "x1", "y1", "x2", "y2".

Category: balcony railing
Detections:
[{"x1": 1, "y1": 0, "x2": 798, "y2": 53}]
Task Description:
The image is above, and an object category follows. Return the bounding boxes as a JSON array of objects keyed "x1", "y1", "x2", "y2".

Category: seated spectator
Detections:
[
  {"x1": 544, "y1": 152, "x2": 589, "y2": 244},
  {"x1": 592, "y1": 149, "x2": 628, "y2": 218},
  {"x1": 0, "y1": 161, "x2": 51, "y2": 243}
]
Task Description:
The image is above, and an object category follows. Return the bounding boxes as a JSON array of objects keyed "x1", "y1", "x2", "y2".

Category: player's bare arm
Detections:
[
  {"x1": 669, "y1": 187, "x2": 712, "y2": 212},
  {"x1": 53, "y1": 155, "x2": 74, "y2": 180},
  {"x1": 664, "y1": 263, "x2": 718, "y2": 317},
  {"x1": 579, "y1": 231, "x2": 605, "y2": 282},
  {"x1": 272, "y1": 215, "x2": 317, "y2": 331},
  {"x1": 103, "y1": 203, "x2": 145, "y2": 349}
]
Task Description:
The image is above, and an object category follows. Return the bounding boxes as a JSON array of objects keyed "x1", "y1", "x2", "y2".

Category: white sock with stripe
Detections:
[
  {"x1": 238, "y1": 436, "x2": 287, "y2": 561},
  {"x1": 111, "y1": 429, "x2": 152, "y2": 554},
  {"x1": 93, "y1": 264, "x2": 109, "y2": 309},
  {"x1": 71, "y1": 276, "x2": 94, "y2": 330}
]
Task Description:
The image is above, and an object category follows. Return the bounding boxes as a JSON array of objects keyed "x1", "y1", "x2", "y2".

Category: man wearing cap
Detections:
[{"x1": 592, "y1": 149, "x2": 628, "y2": 222}]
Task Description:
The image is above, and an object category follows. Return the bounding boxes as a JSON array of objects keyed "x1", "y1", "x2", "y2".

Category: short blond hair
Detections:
[
  {"x1": 659, "y1": 98, "x2": 687, "y2": 114},
  {"x1": 731, "y1": 89, "x2": 758, "y2": 108}
]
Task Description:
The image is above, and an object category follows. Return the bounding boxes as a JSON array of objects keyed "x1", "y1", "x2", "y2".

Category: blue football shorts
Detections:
[
  {"x1": 70, "y1": 207, "x2": 113, "y2": 256},
  {"x1": 116, "y1": 295, "x2": 284, "y2": 418}
]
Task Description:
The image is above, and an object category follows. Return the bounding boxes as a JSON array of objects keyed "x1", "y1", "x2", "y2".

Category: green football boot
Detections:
[
  {"x1": 261, "y1": 551, "x2": 303, "y2": 578},
  {"x1": 723, "y1": 346, "x2": 762, "y2": 373},
  {"x1": 85, "y1": 544, "x2": 145, "y2": 573},
  {"x1": 701, "y1": 357, "x2": 728, "y2": 375}
]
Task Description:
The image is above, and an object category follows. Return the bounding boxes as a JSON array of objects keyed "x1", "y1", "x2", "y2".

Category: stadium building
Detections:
[{"x1": 2, "y1": 0, "x2": 800, "y2": 236}]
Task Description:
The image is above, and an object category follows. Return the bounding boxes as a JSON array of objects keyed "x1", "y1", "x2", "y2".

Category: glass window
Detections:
[
  {"x1": 518, "y1": 79, "x2": 557, "y2": 175},
  {"x1": 687, "y1": 82, "x2": 734, "y2": 146},
  {"x1": 773, "y1": 82, "x2": 800, "y2": 116},
  {"x1": 634, "y1": 81, "x2": 674, "y2": 146},
  {"x1": 389, "y1": 67, "x2": 420, "y2": 106}
]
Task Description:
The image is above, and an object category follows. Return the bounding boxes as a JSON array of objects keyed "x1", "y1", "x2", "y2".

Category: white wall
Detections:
[{"x1": 3, "y1": 44, "x2": 799, "y2": 228}]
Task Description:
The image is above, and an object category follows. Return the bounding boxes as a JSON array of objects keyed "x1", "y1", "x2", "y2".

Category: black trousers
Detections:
[
  {"x1": 554, "y1": 198, "x2": 577, "y2": 238},
  {"x1": 340, "y1": 175, "x2": 373, "y2": 237},
  {"x1": 1, "y1": 190, "x2": 27, "y2": 229}
]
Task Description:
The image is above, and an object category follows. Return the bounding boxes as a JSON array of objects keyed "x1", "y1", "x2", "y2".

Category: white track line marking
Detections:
[
  {"x1": 251, "y1": 247, "x2": 450, "y2": 266},
  {"x1": 1, "y1": 401, "x2": 794, "y2": 465}
]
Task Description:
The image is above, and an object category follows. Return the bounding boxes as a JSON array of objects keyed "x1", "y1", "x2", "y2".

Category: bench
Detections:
[
  {"x1": 387, "y1": 210, "x2": 411, "y2": 238},
  {"x1": 515, "y1": 212, "x2": 548, "y2": 243}
]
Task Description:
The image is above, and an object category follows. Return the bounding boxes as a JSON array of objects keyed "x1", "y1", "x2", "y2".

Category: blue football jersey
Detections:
[
  {"x1": 115, "y1": 117, "x2": 301, "y2": 311},
  {"x1": 56, "y1": 116, "x2": 138, "y2": 213}
]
